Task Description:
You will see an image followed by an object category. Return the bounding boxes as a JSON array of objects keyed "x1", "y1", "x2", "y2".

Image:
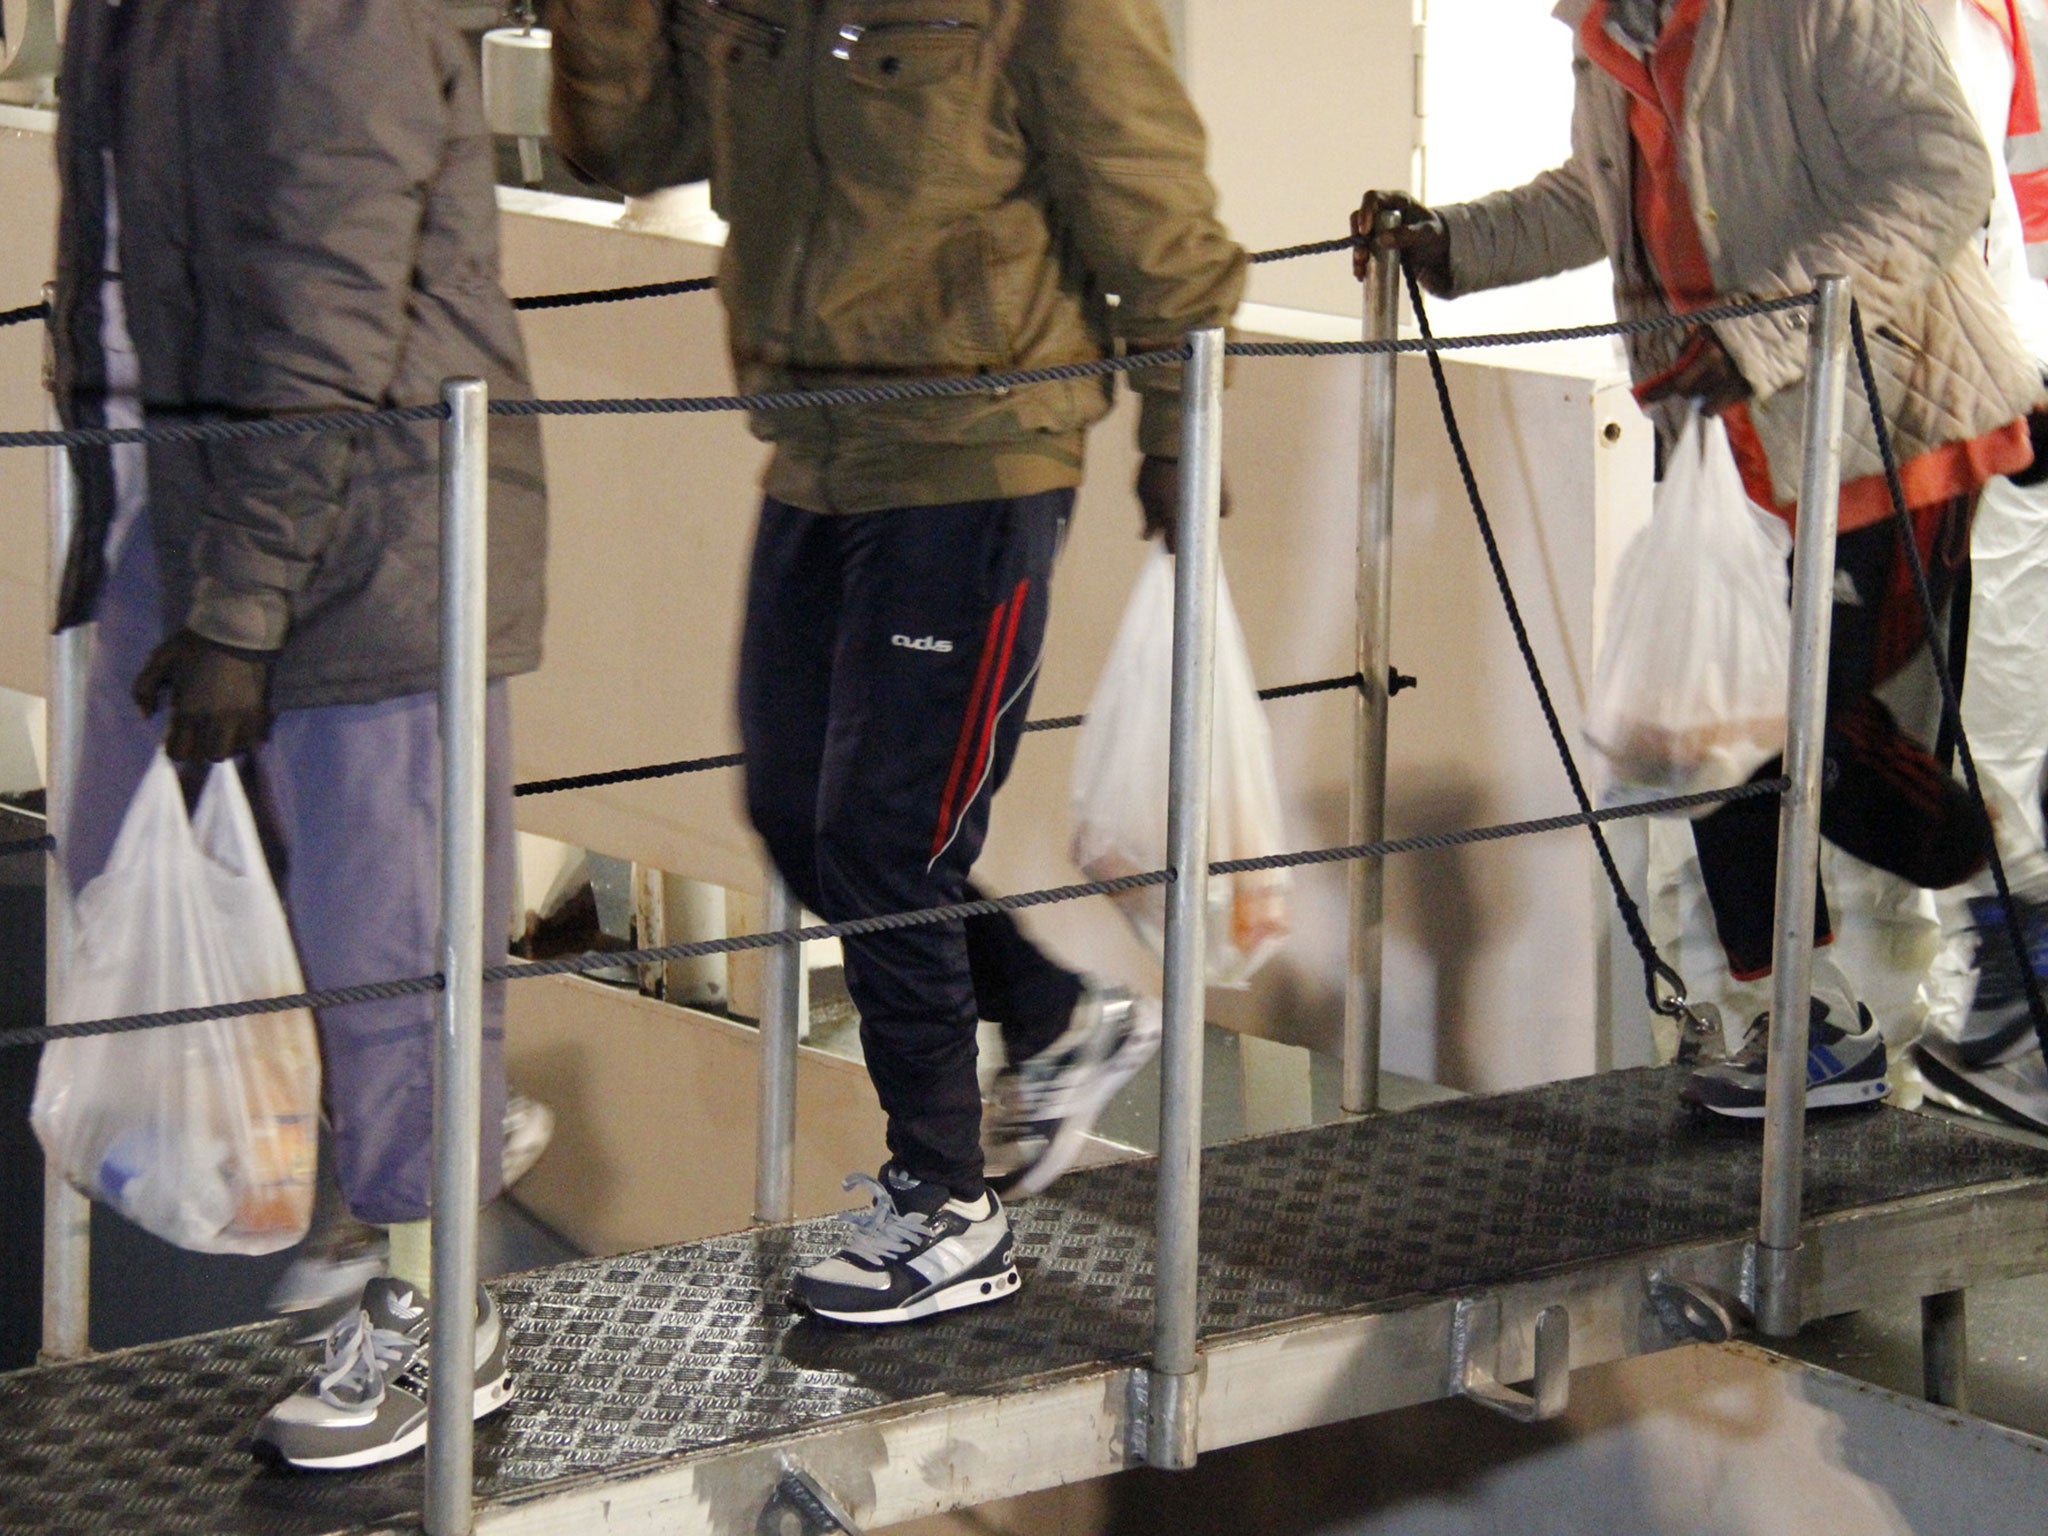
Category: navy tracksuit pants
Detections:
[{"x1": 739, "y1": 492, "x2": 1085, "y2": 1199}]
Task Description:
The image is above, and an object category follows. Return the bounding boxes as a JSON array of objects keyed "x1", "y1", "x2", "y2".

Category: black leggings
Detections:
[{"x1": 1692, "y1": 497, "x2": 1987, "y2": 979}]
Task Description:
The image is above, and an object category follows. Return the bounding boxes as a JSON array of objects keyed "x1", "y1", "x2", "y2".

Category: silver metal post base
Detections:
[
  {"x1": 1144, "y1": 1367, "x2": 1201, "y2": 1471},
  {"x1": 39, "y1": 1173, "x2": 91, "y2": 1363},
  {"x1": 1756, "y1": 1242, "x2": 1803, "y2": 1338},
  {"x1": 1922, "y1": 1290, "x2": 1968, "y2": 1411}
]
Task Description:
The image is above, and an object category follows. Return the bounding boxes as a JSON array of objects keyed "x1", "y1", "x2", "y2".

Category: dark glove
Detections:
[
  {"x1": 1137, "y1": 455, "x2": 1232, "y2": 554},
  {"x1": 132, "y1": 629, "x2": 277, "y2": 764},
  {"x1": 1352, "y1": 190, "x2": 1451, "y2": 292}
]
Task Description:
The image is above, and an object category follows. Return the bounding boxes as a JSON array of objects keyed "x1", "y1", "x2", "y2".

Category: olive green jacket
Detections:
[{"x1": 550, "y1": 0, "x2": 1246, "y2": 512}]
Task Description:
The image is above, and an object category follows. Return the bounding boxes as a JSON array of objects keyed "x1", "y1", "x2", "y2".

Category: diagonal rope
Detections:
[
  {"x1": 1847, "y1": 304, "x2": 2048, "y2": 1062},
  {"x1": 1403, "y1": 262, "x2": 1686, "y2": 1014}
]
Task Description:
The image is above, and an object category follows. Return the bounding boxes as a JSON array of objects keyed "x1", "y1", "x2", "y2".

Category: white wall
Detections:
[
  {"x1": 1179, "y1": 0, "x2": 1417, "y2": 319},
  {"x1": 1418, "y1": 0, "x2": 1618, "y2": 337}
]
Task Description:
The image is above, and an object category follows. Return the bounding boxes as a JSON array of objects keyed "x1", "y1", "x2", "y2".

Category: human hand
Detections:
[
  {"x1": 132, "y1": 629, "x2": 277, "y2": 763},
  {"x1": 1637, "y1": 328, "x2": 1752, "y2": 416},
  {"x1": 1352, "y1": 190, "x2": 1450, "y2": 290},
  {"x1": 1137, "y1": 455, "x2": 1232, "y2": 554}
]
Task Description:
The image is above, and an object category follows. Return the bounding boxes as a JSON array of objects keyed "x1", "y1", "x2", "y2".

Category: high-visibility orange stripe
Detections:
[{"x1": 2014, "y1": 167, "x2": 2048, "y2": 242}]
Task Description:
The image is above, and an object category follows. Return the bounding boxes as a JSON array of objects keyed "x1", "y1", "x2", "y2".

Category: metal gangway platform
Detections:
[{"x1": 6, "y1": 1066, "x2": 2047, "y2": 1535}]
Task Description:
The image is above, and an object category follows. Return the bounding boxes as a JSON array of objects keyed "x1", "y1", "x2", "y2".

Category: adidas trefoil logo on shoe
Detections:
[
  {"x1": 792, "y1": 1167, "x2": 1020, "y2": 1325},
  {"x1": 891, "y1": 634, "x2": 955, "y2": 653}
]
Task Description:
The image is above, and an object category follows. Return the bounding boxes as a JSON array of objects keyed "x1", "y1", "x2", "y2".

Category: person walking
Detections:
[
  {"x1": 551, "y1": 0, "x2": 1245, "y2": 1322},
  {"x1": 50, "y1": 0, "x2": 548, "y2": 1465},
  {"x1": 1356, "y1": 0, "x2": 2043, "y2": 1118}
]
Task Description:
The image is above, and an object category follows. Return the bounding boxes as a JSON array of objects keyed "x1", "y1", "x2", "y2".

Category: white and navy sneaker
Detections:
[
  {"x1": 791, "y1": 1166, "x2": 1020, "y2": 1325},
  {"x1": 252, "y1": 1278, "x2": 514, "y2": 1470},
  {"x1": 1681, "y1": 996, "x2": 1889, "y2": 1118},
  {"x1": 1956, "y1": 894, "x2": 2048, "y2": 1068},
  {"x1": 990, "y1": 987, "x2": 1161, "y2": 1198}
]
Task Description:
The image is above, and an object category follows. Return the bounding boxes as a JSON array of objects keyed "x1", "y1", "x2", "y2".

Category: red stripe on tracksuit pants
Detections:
[{"x1": 737, "y1": 491, "x2": 1085, "y2": 1198}]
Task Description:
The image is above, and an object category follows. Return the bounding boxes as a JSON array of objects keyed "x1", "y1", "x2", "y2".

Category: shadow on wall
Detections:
[{"x1": 1212, "y1": 774, "x2": 1494, "y2": 1096}]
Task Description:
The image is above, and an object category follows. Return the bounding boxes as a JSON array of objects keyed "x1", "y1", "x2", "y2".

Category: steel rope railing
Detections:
[
  {"x1": 0, "y1": 776, "x2": 1789, "y2": 1053},
  {"x1": 0, "y1": 228, "x2": 1367, "y2": 336},
  {"x1": 4, "y1": 255, "x2": 1849, "y2": 1516},
  {"x1": 0, "y1": 298, "x2": 1805, "y2": 455},
  {"x1": 510, "y1": 671, "x2": 1384, "y2": 799}
]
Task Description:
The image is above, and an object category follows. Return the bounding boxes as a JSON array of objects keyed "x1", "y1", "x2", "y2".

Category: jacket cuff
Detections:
[
  {"x1": 1137, "y1": 389, "x2": 1184, "y2": 458},
  {"x1": 1435, "y1": 202, "x2": 1479, "y2": 300},
  {"x1": 187, "y1": 578, "x2": 292, "y2": 654}
]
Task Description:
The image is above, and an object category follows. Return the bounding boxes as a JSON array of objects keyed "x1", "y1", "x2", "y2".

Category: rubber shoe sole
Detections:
[
  {"x1": 794, "y1": 1251, "x2": 1022, "y2": 1327},
  {"x1": 1683, "y1": 1072, "x2": 1889, "y2": 1119},
  {"x1": 995, "y1": 999, "x2": 1161, "y2": 1199},
  {"x1": 257, "y1": 1371, "x2": 515, "y2": 1472}
]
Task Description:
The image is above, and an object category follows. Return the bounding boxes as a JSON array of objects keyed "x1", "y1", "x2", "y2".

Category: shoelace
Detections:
[
  {"x1": 836, "y1": 1173, "x2": 938, "y2": 1264},
  {"x1": 312, "y1": 1308, "x2": 416, "y2": 1411},
  {"x1": 1728, "y1": 1014, "x2": 1772, "y2": 1068}
]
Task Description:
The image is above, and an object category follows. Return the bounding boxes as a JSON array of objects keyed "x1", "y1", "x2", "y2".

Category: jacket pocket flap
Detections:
[{"x1": 835, "y1": 16, "x2": 983, "y2": 86}]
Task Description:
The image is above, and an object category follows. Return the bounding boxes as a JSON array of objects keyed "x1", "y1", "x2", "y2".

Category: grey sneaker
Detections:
[
  {"x1": 1957, "y1": 894, "x2": 2048, "y2": 1068},
  {"x1": 791, "y1": 1166, "x2": 1019, "y2": 1326},
  {"x1": 990, "y1": 987, "x2": 1160, "y2": 1197},
  {"x1": 1681, "y1": 997, "x2": 1889, "y2": 1118},
  {"x1": 252, "y1": 1278, "x2": 513, "y2": 1470},
  {"x1": 272, "y1": 1094, "x2": 553, "y2": 1346}
]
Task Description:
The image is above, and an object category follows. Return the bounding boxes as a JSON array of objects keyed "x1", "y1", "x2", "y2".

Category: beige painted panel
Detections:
[
  {"x1": 0, "y1": 117, "x2": 55, "y2": 698},
  {"x1": 0, "y1": 123, "x2": 1652, "y2": 1094},
  {"x1": 504, "y1": 973, "x2": 885, "y2": 1255},
  {"x1": 1182, "y1": 0, "x2": 1417, "y2": 319}
]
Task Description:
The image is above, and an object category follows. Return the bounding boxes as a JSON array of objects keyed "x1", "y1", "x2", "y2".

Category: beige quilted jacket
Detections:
[{"x1": 1437, "y1": 0, "x2": 2044, "y2": 506}]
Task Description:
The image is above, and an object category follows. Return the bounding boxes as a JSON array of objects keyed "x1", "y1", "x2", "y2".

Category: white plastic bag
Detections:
[
  {"x1": 32, "y1": 753, "x2": 319, "y2": 1254},
  {"x1": 1071, "y1": 545, "x2": 1290, "y2": 986},
  {"x1": 1586, "y1": 413, "x2": 1792, "y2": 808}
]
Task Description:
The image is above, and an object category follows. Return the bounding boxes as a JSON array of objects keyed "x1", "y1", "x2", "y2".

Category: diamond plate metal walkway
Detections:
[{"x1": 6, "y1": 1066, "x2": 2048, "y2": 1535}]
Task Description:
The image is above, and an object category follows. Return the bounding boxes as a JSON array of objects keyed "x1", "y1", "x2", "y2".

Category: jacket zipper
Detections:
[{"x1": 831, "y1": 18, "x2": 977, "y2": 58}]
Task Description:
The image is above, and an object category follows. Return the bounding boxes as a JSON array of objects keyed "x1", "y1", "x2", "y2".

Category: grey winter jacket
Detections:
[
  {"x1": 1436, "y1": 0, "x2": 2043, "y2": 510},
  {"x1": 50, "y1": 0, "x2": 547, "y2": 710}
]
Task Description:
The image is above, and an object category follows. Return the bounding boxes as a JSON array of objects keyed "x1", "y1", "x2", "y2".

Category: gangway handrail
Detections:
[{"x1": 10, "y1": 280, "x2": 1859, "y2": 1526}]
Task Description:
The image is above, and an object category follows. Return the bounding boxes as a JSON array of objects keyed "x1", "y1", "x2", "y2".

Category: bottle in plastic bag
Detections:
[
  {"x1": 1070, "y1": 545, "x2": 1291, "y2": 986},
  {"x1": 31, "y1": 753, "x2": 320, "y2": 1254}
]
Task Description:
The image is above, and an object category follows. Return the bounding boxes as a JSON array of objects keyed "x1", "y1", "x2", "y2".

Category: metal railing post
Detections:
[
  {"x1": 755, "y1": 869, "x2": 802, "y2": 1224},
  {"x1": 1756, "y1": 276, "x2": 1851, "y2": 1338},
  {"x1": 1344, "y1": 222, "x2": 1401, "y2": 1115},
  {"x1": 1146, "y1": 325, "x2": 1226, "y2": 1471},
  {"x1": 41, "y1": 284, "x2": 92, "y2": 1363},
  {"x1": 426, "y1": 377, "x2": 490, "y2": 1536}
]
